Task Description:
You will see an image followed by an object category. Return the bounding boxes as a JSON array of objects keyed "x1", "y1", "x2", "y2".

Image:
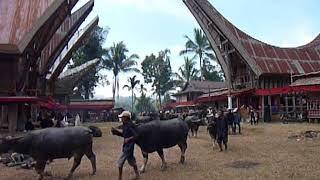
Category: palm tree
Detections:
[
  {"x1": 123, "y1": 75, "x2": 140, "y2": 112},
  {"x1": 180, "y1": 28, "x2": 215, "y2": 81},
  {"x1": 103, "y1": 41, "x2": 139, "y2": 100},
  {"x1": 175, "y1": 57, "x2": 199, "y2": 87},
  {"x1": 139, "y1": 84, "x2": 147, "y2": 95}
]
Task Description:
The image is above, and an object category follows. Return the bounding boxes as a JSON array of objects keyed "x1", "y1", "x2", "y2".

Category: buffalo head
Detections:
[{"x1": 0, "y1": 136, "x2": 23, "y2": 154}]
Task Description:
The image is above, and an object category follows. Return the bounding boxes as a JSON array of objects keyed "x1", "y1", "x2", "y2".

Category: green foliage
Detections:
[
  {"x1": 141, "y1": 49, "x2": 174, "y2": 107},
  {"x1": 115, "y1": 96, "x2": 131, "y2": 110},
  {"x1": 202, "y1": 58, "x2": 224, "y2": 82},
  {"x1": 139, "y1": 84, "x2": 147, "y2": 95},
  {"x1": 163, "y1": 93, "x2": 173, "y2": 104},
  {"x1": 135, "y1": 93, "x2": 156, "y2": 113},
  {"x1": 102, "y1": 41, "x2": 139, "y2": 100},
  {"x1": 175, "y1": 57, "x2": 199, "y2": 87},
  {"x1": 123, "y1": 75, "x2": 140, "y2": 112},
  {"x1": 180, "y1": 28, "x2": 216, "y2": 80},
  {"x1": 70, "y1": 26, "x2": 108, "y2": 99}
]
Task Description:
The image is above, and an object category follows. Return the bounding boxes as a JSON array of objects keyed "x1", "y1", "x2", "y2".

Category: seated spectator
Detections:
[
  {"x1": 25, "y1": 119, "x2": 34, "y2": 131},
  {"x1": 40, "y1": 113, "x2": 54, "y2": 129},
  {"x1": 55, "y1": 113, "x2": 64, "y2": 128}
]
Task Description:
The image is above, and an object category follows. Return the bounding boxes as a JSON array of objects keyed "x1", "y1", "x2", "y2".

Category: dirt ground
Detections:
[{"x1": 2, "y1": 122, "x2": 320, "y2": 180}]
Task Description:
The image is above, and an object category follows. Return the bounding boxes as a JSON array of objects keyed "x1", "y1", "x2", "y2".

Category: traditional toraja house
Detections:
[
  {"x1": 183, "y1": 0, "x2": 320, "y2": 121},
  {"x1": 0, "y1": 0, "x2": 113, "y2": 133},
  {"x1": 52, "y1": 58, "x2": 114, "y2": 120},
  {"x1": 165, "y1": 81, "x2": 226, "y2": 110},
  {"x1": 291, "y1": 72, "x2": 320, "y2": 122},
  {"x1": 53, "y1": 59, "x2": 100, "y2": 103},
  {"x1": 65, "y1": 99, "x2": 114, "y2": 121}
]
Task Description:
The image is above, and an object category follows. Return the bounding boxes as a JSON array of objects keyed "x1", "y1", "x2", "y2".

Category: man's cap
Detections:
[{"x1": 118, "y1": 111, "x2": 131, "y2": 118}]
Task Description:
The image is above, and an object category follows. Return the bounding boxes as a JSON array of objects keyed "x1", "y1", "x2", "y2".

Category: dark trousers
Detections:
[{"x1": 233, "y1": 122, "x2": 241, "y2": 134}]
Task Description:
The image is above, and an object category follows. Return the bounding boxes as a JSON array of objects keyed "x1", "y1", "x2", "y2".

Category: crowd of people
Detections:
[{"x1": 24, "y1": 111, "x2": 82, "y2": 132}]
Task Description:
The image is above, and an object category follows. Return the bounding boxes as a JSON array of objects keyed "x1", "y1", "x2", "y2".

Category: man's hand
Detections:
[{"x1": 111, "y1": 127, "x2": 118, "y2": 135}]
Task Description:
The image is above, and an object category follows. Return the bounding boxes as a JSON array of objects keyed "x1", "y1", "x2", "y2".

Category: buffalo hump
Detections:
[{"x1": 135, "y1": 119, "x2": 188, "y2": 153}]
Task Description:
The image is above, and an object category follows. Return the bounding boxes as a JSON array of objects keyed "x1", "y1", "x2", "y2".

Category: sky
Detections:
[{"x1": 73, "y1": 0, "x2": 320, "y2": 99}]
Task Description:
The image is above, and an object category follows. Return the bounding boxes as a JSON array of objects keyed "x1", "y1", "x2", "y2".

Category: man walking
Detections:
[
  {"x1": 111, "y1": 111, "x2": 140, "y2": 180},
  {"x1": 216, "y1": 110, "x2": 228, "y2": 151},
  {"x1": 233, "y1": 108, "x2": 241, "y2": 134},
  {"x1": 226, "y1": 109, "x2": 234, "y2": 134}
]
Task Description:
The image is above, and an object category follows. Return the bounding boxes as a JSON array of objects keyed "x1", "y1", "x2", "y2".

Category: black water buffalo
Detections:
[
  {"x1": 113, "y1": 118, "x2": 189, "y2": 173},
  {"x1": 184, "y1": 115, "x2": 206, "y2": 137},
  {"x1": 134, "y1": 116, "x2": 154, "y2": 125},
  {"x1": 0, "y1": 127, "x2": 96, "y2": 180},
  {"x1": 207, "y1": 120, "x2": 217, "y2": 150}
]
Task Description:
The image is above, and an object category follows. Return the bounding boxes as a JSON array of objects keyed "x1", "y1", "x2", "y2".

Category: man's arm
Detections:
[
  {"x1": 111, "y1": 127, "x2": 123, "y2": 137},
  {"x1": 124, "y1": 125, "x2": 139, "y2": 144}
]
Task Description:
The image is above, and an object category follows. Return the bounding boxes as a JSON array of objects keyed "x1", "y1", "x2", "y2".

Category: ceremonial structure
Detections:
[
  {"x1": 179, "y1": 0, "x2": 320, "y2": 121},
  {"x1": 0, "y1": 0, "x2": 113, "y2": 133},
  {"x1": 164, "y1": 81, "x2": 226, "y2": 110}
]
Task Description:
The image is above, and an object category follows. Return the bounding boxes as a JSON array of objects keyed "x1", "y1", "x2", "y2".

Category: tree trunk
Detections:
[
  {"x1": 117, "y1": 77, "x2": 120, "y2": 100},
  {"x1": 199, "y1": 54, "x2": 203, "y2": 81},
  {"x1": 84, "y1": 87, "x2": 90, "y2": 100},
  {"x1": 131, "y1": 90, "x2": 134, "y2": 112},
  {"x1": 158, "y1": 92, "x2": 161, "y2": 110},
  {"x1": 83, "y1": 85, "x2": 90, "y2": 122},
  {"x1": 112, "y1": 76, "x2": 116, "y2": 101}
]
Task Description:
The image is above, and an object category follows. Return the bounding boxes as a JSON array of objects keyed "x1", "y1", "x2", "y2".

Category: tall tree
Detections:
[
  {"x1": 139, "y1": 84, "x2": 147, "y2": 95},
  {"x1": 141, "y1": 49, "x2": 174, "y2": 108},
  {"x1": 180, "y1": 28, "x2": 215, "y2": 81},
  {"x1": 202, "y1": 58, "x2": 224, "y2": 82},
  {"x1": 175, "y1": 57, "x2": 199, "y2": 87},
  {"x1": 123, "y1": 75, "x2": 140, "y2": 112},
  {"x1": 70, "y1": 26, "x2": 108, "y2": 99},
  {"x1": 102, "y1": 41, "x2": 139, "y2": 100}
]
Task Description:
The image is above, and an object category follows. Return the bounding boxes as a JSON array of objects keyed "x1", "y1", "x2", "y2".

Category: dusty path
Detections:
[{"x1": 2, "y1": 122, "x2": 320, "y2": 180}]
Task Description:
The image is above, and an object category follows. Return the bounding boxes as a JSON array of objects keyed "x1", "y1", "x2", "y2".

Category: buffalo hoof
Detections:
[
  {"x1": 44, "y1": 171, "x2": 52, "y2": 176},
  {"x1": 160, "y1": 164, "x2": 167, "y2": 171},
  {"x1": 180, "y1": 157, "x2": 185, "y2": 164},
  {"x1": 139, "y1": 168, "x2": 145, "y2": 174}
]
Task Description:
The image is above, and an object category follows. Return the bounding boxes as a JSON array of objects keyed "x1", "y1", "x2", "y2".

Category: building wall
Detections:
[
  {"x1": 0, "y1": 57, "x2": 17, "y2": 95},
  {"x1": 230, "y1": 54, "x2": 257, "y2": 90},
  {"x1": 176, "y1": 95, "x2": 188, "y2": 102},
  {"x1": 258, "y1": 76, "x2": 291, "y2": 89}
]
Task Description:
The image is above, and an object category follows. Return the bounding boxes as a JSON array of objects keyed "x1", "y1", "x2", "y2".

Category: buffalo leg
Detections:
[
  {"x1": 67, "y1": 152, "x2": 84, "y2": 179},
  {"x1": 212, "y1": 138, "x2": 217, "y2": 150},
  {"x1": 85, "y1": 147, "x2": 96, "y2": 175},
  {"x1": 178, "y1": 141, "x2": 187, "y2": 164},
  {"x1": 35, "y1": 160, "x2": 46, "y2": 180},
  {"x1": 195, "y1": 126, "x2": 199, "y2": 137},
  {"x1": 190, "y1": 128, "x2": 194, "y2": 137},
  {"x1": 157, "y1": 149, "x2": 167, "y2": 171},
  {"x1": 140, "y1": 151, "x2": 148, "y2": 173}
]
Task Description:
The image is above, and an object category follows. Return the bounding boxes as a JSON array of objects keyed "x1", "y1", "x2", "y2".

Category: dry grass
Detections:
[{"x1": 2, "y1": 122, "x2": 320, "y2": 180}]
